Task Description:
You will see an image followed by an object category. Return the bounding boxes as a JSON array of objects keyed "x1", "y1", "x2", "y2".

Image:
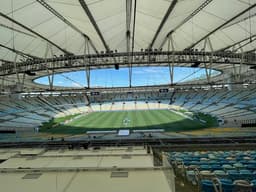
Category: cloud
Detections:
[
  {"x1": 133, "y1": 67, "x2": 168, "y2": 74},
  {"x1": 133, "y1": 70, "x2": 145, "y2": 74}
]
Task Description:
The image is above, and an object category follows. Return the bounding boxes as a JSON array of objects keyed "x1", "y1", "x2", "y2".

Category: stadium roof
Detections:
[{"x1": 1, "y1": 0, "x2": 256, "y2": 63}]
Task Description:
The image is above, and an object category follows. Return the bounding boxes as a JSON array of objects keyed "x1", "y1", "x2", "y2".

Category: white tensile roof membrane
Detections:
[{"x1": 0, "y1": 0, "x2": 256, "y2": 63}]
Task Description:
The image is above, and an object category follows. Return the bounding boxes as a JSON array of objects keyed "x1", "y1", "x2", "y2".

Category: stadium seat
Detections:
[
  {"x1": 186, "y1": 170, "x2": 197, "y2": 184},
  {"x1": 247, "y1": 164, "x2": 256, "y2": 171},
  {"x1": 239, "y1": 170, "x2": 253, "y2": 181},
  {"x1": 213, "y1": 170, "x2": 228, "y2": 179},
  {"x1": 227, "y1": 170, "x2": 241, "y2": 180},
  {"x1": 217, "y1": 179, "x2": 234, "y2": 192},
  {"x1": 251, "y1": 180, "x2": 256, "y2": 192},
  {"x1": 233, "y1": 163, "x2": 246, "y2": 169},
  {"x1": 222, "y1": 164, "x2": 235, "y2": 171},
  {"x1": 200, "y1": 164, "x2": 212, "y2": 171},
  {"x1": 211, "y1": 164, "x2": 222, "y2": 171},
  {"x1": 200, "y1": 180, "x2": 216, "y2": 192},
  {"x1": 233, "y1": 180, "x2": 253, "y2": 192}
]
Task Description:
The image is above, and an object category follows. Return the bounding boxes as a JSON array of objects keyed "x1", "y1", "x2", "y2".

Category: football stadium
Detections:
[{"x1": 0, "y1": 0, "x2": 256, "y2": 191}]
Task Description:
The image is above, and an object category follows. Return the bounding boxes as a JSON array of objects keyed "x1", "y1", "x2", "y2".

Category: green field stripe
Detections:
[
  {"x1": 158, "y1": 110, "x2": 184, "y2": 121},
  {"x1": 150, "y1": 110, "x2": 169, "y2": 128},
  {"x1": 109, "y1": 111, "x2": 122, "y2": 129},
  {"x1": 149, "y1": 111, "x2": 167, "y2": 128},
  {"x1": 127, "y1": 111, "x2": 134, "y2": 129},
  {"x1": 95, "y1": 112, "x2": 111, "y2": 127},
  {"x1": 133, "y1": 111, "x2": 144, "y2": 128},
  {"x1": 100, "y1": 111, "x2": 117, "y2": 128},
  {"x1": 151, "y1": 110, "x2": 171, "y2": 124},
  {"x1": 115, "y1": 111, "x2": 127, "y2": 128},
  {"x1": 137, "y1": 110, "x2": 150, "y2": 128},
  {"x1": 120, "y1": 111, "x2": 129, "y2": 128},
  {"x1": 131, "y1": 111, "x2": 138, "y2": 128},
  {"x1": 71, "y1": 112, "x2": 105, "y2": 127},
  {"x1": 143, "y1": 111, "x2": 154, "y2": 127},
  {"x1": 69, "y1": 113, "x2": 97, "y2": 127},
  {"x1": 97, "y1": 111, "x2": 117, "y2": 129},
  {"x1": 68, "y1": 112, "x2": 100, "y2": 126},
  {"x1": 88, "y1": 111, "x2": 113, "y2": 128}
]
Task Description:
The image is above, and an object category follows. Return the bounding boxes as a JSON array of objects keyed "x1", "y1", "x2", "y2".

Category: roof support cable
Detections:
[
  {"x1": 249, "y1": 0, "x2": 252, "y2": 42},
  {"x1": 217, "y1": 34, "x2": 256, "y2": 52},
  {"x1": 130, "y1": 0, "x2": 137, "y2": 88},
  {"x1": 11, "y1": 0, "x2": 15, "y2": 51},
  {"x1": 203, "y1": 38, "x2": 213, "y2": 83},
  {"x1": 186, "y1": 3, "x2": 256, "y2": 50},
  {"x1": 126, "y1": 0, "x2": 133, "y2": 88},
  {"x1": 78, "y1": 0, "x2": 110, "y2": 52},
  {"x1": 149, "y1": 0, "x2": 178, "y2": 49},
  {"x1": 84, "y1": 37, "x2": 90, "y2": 88},
  {"x1": 176, "y1": 68, "x2": 203, "y2": 83},
  {"x1": 126, "y1": 0, "x2": 132, "y2": 53},
  {"x1": 36, "y1": 0, "x2": 98, "y2": 54},
  {"x1": 167, "y1": 35, "x2": 175, "y2": 85},
  {"x1": 43, "y1": 43, "x2": 84, "y2": 90},
  {"x1": 0, "y1": 43, "x2": 40, "y2": 59},
  {"x1": 159, "y1": 0, "x2": 213, "y2": 49},
  {"x1": 44, "y1": 43, "x2": 54, "y2": 90},
  {"x1": 0, "y1": 11, "x2": 71, "y2": 55}
]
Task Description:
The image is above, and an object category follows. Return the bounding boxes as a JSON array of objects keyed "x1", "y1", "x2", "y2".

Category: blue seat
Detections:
[
  {"x1": 240, "y1": 160, "x2": 249, "y2": 164},
  {"x1": 211, "y1": 164, "x2": 222, "y2": 171},
  {"x1": 247, "y1": 164, "x2": 256, "y2": 171},
  {"x1": 222, "y1": 164, "x2": 234, "y2": 171},
  {"x1": 236, "y1": 156, "x2": 244, "y2": 161},
  {"x1": 190, "y1": 161, "x2": 201, "y2": 165},
  {"x1": 239, "y1": 169, "x2": 253, "y2": 180},
  {"x1": 219, "y1": 179, "x2": 234, "y2": 192},
  {"x1": 208, "y1": 160, "x2": 218, "y2": 165},
  {"x1": 200, "y1": 180, "x2": 216, "y2": 192},
  {"x1": 228, "y1": 160, "x2": 237, "y2": 164},
  {"x1": 213, "y1": 170, "x2": 227, "y2": 178},
  {"x1": 248, "y1": 160, "x2": 256, "y2": 164},
  {"x1": 200, "y1": 154, "x2": 208, "y2": 158},
  {"x1": 251, "y1": 180, "x2": 256, "y2": 192},
  {"x1": 253, "y1": 171, "x2": 256, "y2": 180},
  {"x1": 233, "y1": 163, "x2": 245, "y2": 169},
  {"x1": 200, "y1": 164, "x2": 212, "y2": 171},
  {"x1": 199, "y1": 161, "x2": 209, "y2": 165},
  {"x1": 227, "y1": 170, "x2": 241, "y2": 180},
  {"x1": 184, "y1": 157, "x2": 193, "y2": 161},
  {"x1": 183, "y1": 160, "x2": 191, "y2": 166},
  {"x1": 192, "y1": 157, "x2": 200, "y2": 161},
  {"x1": 219, "y1": 160, "x2": 229, "y2": 165}
]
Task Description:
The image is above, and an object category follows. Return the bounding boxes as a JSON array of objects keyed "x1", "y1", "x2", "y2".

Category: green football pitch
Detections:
[{"x1": 40, "y1": 110, "x2": 218, "y2": 134}]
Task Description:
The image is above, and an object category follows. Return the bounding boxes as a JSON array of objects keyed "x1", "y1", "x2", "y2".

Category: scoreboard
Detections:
[{"x1": 159, "y1": 89, "x2": 169, "y2": 93}]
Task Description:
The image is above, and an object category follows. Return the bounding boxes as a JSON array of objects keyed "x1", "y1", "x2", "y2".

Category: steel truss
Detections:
[{"x1": 0, "y1": 50, "x2": 255, "y2": 76}]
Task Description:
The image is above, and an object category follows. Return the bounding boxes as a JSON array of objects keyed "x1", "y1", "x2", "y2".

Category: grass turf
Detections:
[{"x1": 40, "y1": 110, "x2": 218, "y2": 134}]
